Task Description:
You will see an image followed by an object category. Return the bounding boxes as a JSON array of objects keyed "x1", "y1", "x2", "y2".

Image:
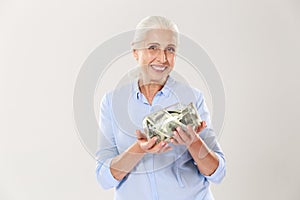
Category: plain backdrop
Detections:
[{"x1": 1, "y1": 0, "x2": 300, "y2": 199}]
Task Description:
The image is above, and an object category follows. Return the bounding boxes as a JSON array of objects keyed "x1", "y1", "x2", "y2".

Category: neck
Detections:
[{"x1": 138, "y1": 77, "x2": 168, "y2": 105}]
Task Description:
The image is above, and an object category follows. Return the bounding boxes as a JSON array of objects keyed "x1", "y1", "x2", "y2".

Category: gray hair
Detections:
[{"x1": 131, "y1": 16, "x2": 179, "y2": 49}]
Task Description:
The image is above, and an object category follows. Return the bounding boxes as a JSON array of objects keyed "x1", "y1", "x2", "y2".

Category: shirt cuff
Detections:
[
  {"x1": 203, "y1": 152, "x2": 226, "y2": 184},
  {"x1": 97, "y1": 158, "x2": 122, "y2": 189}
]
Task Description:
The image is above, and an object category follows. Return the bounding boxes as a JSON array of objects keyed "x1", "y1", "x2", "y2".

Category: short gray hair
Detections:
[{"x1": 131, "y1": 16, "x2": 179, "y2": 49}]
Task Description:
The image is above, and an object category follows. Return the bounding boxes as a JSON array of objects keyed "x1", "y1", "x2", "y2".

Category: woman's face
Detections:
[{"x1": 133, "y1": 29, "x2": 177, "y2": 84}]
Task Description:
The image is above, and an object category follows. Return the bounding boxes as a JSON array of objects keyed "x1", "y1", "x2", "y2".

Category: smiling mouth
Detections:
[{"x1": 150, "y1": 65, "x2": 167, "y2": 72}]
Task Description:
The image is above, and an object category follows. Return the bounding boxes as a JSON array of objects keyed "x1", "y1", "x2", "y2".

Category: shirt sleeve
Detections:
[
  {"x1": 95, "y1": 92, "x2": 122, "y2": 189},
  {"x1": 96, "y1": 158, "x2": 121, "y2": 189},
  {"x1": 195, "y1": 90, "x2": 226, "y2": 184},
  {"x1": 203, "y1": 152, "x2": 226, "y2": 184}
]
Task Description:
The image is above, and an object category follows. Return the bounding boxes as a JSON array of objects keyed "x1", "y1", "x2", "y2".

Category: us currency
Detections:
[{"x1": 142, "y1": 102, "x2": 202, "y2": 143}]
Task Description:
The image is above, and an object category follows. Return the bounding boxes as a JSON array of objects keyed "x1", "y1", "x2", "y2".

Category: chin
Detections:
[
  {"x1": 145, "y1": 74, "x2": 169, "y2": 85},
  {"x1": 140, "y1": 67, "x2": 171, "y2": 85}
]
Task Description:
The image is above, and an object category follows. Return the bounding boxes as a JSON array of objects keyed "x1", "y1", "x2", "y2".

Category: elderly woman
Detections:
[{"x1": 96, "y1": 16, "x2": 226, "y2": 200}]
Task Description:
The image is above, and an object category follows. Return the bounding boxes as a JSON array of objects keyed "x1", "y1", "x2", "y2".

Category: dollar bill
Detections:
[{"x1": 142, "y1": 102, "x2": 202, "y2": 143}]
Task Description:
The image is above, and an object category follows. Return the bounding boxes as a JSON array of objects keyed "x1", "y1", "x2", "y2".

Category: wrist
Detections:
[
  {"x1": 133, "y1": 141, "x2": 146, "y2": 154},
  {"x1": 188, "y1": 135, "x2": 202, "y2": 150}
]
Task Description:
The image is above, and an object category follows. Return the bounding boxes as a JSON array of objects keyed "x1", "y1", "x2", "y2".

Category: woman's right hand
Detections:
[{"x1": 136, "y1": 130, "x2": 172, "y2": 154}]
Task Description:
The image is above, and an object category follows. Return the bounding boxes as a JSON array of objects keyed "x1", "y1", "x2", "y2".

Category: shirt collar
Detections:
[{"x1": 132, "y1": 75, "x2": 175, "y2": 100}]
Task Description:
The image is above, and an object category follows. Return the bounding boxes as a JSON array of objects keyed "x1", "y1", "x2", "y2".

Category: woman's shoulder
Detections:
[
  {"x1": 170, "y1": 76, "x2": 205, "y2": 100},
  {"x1": 101, "y1": 79, "x2": 136, "y2": 104}
]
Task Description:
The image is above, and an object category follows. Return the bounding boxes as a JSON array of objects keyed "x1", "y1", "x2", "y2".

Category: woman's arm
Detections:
[
  {"x1": 110, "y1": 130, "x2": 172, "y2": 181},
  {"x1": 171, "y1": 122, "x2": 219, "y2": 176}
]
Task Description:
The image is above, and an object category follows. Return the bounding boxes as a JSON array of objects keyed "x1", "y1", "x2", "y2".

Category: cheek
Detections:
[
  {"x1": 168, "y1": 56, "x2": 176, "y2": 66},
  {"x1": 140, "y1": 55, "x2": 156, "y2": 65}
]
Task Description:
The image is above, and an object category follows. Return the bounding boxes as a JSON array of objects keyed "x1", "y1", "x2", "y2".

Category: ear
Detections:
[{"x1": 132, "y1": 49, "x2": 138, "y2": 61}]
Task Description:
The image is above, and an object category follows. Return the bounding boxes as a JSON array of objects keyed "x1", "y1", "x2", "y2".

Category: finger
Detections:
[
  {"x1": 203, "y1": 121, "x2": 207, "y2": 128},
  {"x1": 199, "y1": 121, "x2": 207, "y2": 130},
  {"x1": 157, "y1": 142, "x2": 167, "y2": 154},
  {"x1": 187, "y1": 125, "x2": 197, "y2": 142},
  {"x1": 136, "y1": 130, "x2": 146, "y2": 140},
  {"x1": 149, "y1": 141, "x2": 166, "y2": 153},
  {"x1": 140, "y1": 137, "x2": 157, "y2": 151},
  {"x1": 173, "y1": 131, "x2": 185, "y2": 144},
  {"x1": 170, "y1": 138, "x2": 179, "y2": 145},
  {"x1": 176, "y1": 126, "x2": 191, "y2": 142},
  {"x1": 187, "y1": 124, "x2": 196, "y2": 133},
  {"x1": 195, "y1": 121, "x2": 207, "y2": 133},
  {"x1": 144, "y1": 137, "x2": 158, "y2": 149},
  {"x1": 158, "y1": 143, "x2": 172, "y2": 154},
  {"x1": 163, "y1": 146, "x2": 172, "y2": 152},
  {"x1": 195, "y1": 125, "x2": 201, "y2": 133},
  {"x1": 156, "y1": 141, "x2": 172, "y2": 154}
]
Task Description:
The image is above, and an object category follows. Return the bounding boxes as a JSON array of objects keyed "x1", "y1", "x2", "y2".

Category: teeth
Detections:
[{"x1": 151, "y1": 65, "x2": 166, "y2": 71}]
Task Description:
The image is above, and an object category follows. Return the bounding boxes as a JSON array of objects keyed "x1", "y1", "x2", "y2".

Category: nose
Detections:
[{"x1": 156, "y1": 49, "x2": 167, "y2": 63}]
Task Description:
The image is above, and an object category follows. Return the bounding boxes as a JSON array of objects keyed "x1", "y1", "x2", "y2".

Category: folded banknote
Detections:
[{"x1": 142, "y1": 102, "x2": 202, "y2": 143}]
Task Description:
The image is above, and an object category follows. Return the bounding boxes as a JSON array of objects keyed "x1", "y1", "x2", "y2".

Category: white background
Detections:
[{"x1": 1, "y1": 0, "x2": 300, "y2": 199}]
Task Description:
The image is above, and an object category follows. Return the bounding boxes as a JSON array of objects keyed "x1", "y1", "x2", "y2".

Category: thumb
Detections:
[
  {"x1": 196, "y1": 121, "x2": 207, "y2": 133},
  {"x1": 136, "y1": 130, "x2": 146, "y2": 139}
]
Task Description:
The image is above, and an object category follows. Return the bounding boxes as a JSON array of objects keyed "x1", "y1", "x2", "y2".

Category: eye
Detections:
[
  {"x1": 166, "y1": 47, "x2": 176, "y2": 53},
  {"x1": 148, "y1": 45, "x2": 159, "y2": 50}
]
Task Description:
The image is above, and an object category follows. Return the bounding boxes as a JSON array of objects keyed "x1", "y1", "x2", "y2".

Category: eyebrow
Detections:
[{"x1": 146, "y1": 42, "x2": 176, "y2": 47}]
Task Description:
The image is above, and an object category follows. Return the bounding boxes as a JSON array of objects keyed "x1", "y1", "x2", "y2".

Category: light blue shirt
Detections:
[{"x1": 96, "y1": 76, "x2": 226, "y2": 200}]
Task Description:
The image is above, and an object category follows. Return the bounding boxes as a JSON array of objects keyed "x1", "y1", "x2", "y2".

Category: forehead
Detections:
[{"x1": 144, "y1": 29, "x2": 177, "y2": 46}]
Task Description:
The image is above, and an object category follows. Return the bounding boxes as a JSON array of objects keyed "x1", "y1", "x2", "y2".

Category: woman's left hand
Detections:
[{"x1": 171, "y1": 121, "x2": 207, "y2": 147}]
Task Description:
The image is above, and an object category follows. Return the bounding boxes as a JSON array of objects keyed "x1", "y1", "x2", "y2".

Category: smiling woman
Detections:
[
  {"x1": 132, "y1": 28, "x2": 177, "y2": 104},
  {"x1": 131, "y1": 17, "x2": 178, "y2": 88},
  {"x1": 96, "y1": 16, "x2": 226, "y2": 200}
]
